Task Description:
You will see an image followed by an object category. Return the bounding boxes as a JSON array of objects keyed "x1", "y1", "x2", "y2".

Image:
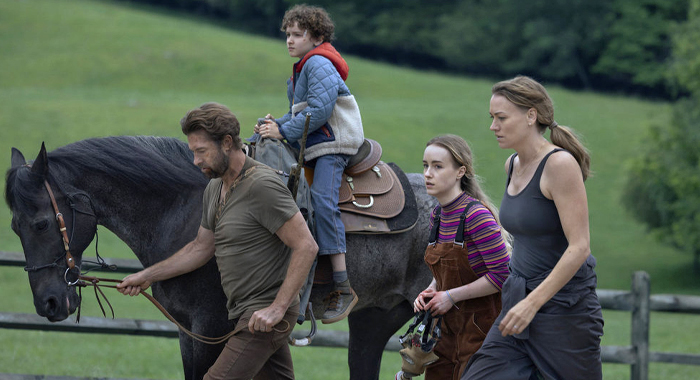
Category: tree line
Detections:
[
  {"x1": 119, "y1": 0, "x2": 688, "y2": 98},
  {"x1": 623, "y1": 0, "x2": 700, "y2": 271}
]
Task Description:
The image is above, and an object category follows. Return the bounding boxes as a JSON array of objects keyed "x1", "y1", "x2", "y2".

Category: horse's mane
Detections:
[{"x1": 6, "y1": 136, "x2": 208, "y2": 213}]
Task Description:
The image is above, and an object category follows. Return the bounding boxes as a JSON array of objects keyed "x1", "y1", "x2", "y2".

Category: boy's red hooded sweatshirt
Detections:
[{"x1": 294, "y1": 42, "x2": 349, "y2": 81}]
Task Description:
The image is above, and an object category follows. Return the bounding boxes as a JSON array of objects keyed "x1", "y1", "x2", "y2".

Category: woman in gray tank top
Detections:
[{"x1": 462, "y1": 76, "x2": 603, "y2": 380}]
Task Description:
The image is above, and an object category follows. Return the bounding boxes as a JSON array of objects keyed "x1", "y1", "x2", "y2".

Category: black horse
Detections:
[{"x1": 5, "y1": 136, "x2": 435, "y2": 379}]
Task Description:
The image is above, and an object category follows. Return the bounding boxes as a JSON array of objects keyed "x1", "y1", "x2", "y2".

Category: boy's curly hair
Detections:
[{"x1": 281, "y1": 4, "x2": 335, "y2": 43}]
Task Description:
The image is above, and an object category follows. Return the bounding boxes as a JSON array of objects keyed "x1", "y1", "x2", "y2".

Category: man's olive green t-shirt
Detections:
[{"x1": 201, "y1": 156, "x2": 299, "y2": 320}]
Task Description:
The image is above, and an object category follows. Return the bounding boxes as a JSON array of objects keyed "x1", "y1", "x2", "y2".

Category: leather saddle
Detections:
[
  {"x1": 306, "y1": 139, "x2": 416, "y2": 234},
  {"x1": 246, "y1": 136, "x2": 417, "y2": 234},
  {"x1": 313, "y1": 139, "x2": 419, "y2": 287}
]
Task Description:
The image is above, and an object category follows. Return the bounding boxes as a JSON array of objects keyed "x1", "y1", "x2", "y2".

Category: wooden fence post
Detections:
[{"x1": 630, "y1": 271, "x2": 650, "y2": 380}]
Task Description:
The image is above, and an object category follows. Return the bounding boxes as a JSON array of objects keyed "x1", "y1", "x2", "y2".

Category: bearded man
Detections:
[{"x1": 118, "y1": 102, "x2": 317, "y2": 379}]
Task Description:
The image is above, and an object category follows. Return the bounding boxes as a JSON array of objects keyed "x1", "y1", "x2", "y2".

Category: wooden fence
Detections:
[{"x1": 2, "y1": 251, "x2": 700, "y2": 380}]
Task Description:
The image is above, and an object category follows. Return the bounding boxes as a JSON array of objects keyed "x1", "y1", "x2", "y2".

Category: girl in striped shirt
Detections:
[{"x1": 412, "y1": 134, "x2": 510, "y2": 380}]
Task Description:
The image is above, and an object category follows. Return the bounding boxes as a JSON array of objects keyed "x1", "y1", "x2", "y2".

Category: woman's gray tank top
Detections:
[{"x1": 500, "y1": 149, "x2": 569, "y2": 279}]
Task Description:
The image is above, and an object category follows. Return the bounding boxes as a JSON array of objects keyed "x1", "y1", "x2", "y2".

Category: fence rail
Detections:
[{"x1": 2, "y1": 251, "x2": 700, "y2": 380}]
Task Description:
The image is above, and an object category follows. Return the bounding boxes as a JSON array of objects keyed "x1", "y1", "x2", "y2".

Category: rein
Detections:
[{"x1": 75, "y1": 275, "x2": 255, "y2": 345}]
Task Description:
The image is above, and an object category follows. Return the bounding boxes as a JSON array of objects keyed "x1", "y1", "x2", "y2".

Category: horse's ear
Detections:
[
  {"x1": 11, "y1": 148, "x2": 26, "y2": 168},
  {"x1": 30, "y1": 142, "x2": 49, "y2": 177}
]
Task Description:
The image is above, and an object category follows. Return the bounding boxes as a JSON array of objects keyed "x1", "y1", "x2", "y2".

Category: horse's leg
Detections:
[
  {"x1": 178, "y1": 333, "x2": 196, "y2": 380},
  {"x1": 156, "y1": 263, "x2": 230, "y2": 380},
  {"x1": 347, "y1": 302, "x2": 414, "y2": 380},
  {"x1": 179, "y1": 333, "x2": 227, "y2": 380}
]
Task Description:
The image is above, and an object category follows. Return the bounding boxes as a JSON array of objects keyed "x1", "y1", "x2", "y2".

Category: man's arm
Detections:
[
  {"x1": 248, "y1": 211, "x2": 318, "y2": 333},
  {"x1": 117, "y1": 225, "x2": 216, "y2": 296}
]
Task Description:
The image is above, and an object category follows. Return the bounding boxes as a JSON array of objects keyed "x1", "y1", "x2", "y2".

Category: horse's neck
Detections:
[{"x1": 78, "y1": 176, "x2": 204, "y2": 266}]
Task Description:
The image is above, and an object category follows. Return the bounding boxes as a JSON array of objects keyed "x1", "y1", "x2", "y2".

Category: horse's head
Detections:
[{"x1": 5, "y1": 143, "x2": 97, "y2": 321}]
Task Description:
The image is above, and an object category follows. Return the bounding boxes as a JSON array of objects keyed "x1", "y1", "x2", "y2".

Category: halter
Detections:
[
  {"x1": 398, "y1": 310, "x2": 442, "y2": 352},
  {"x1": 21, "y1": 178, "x2": 82, "y2": 284}
]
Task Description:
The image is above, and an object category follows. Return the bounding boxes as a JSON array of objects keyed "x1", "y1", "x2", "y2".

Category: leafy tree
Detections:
[
  {"x1": 669, "y1": 0, "x2": 700, "y2": 95},
  {"x1": 429, "y1": 0, "x2": 613, "y2": 87},
  {"x1": 593, "y1": 0, "x2": 688, "y2": 93},
  {"x1": 622, "y1": 0, "x2": 700, "y2": 270}
]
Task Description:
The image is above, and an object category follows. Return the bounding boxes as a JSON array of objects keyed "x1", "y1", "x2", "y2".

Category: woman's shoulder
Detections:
[
  {"x1": 543, "y1": 148, "x2": 580, "y2": 175},
  {"x1": 540, "y1": 147, "x2": 586, "y2": 197}
]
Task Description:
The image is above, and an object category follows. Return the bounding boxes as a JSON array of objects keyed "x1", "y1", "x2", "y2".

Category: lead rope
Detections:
[
  {"x1": 74, "y1": 275, "x2": 289, "y2": 345},
  {"x1": 76, "y1": 275, "x2": 115, "y2": 323}
]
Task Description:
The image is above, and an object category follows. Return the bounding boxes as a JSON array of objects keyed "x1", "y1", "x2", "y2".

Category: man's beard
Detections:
[{"x1": 203, "y1": 149, "x2": 229, "y2": 179}]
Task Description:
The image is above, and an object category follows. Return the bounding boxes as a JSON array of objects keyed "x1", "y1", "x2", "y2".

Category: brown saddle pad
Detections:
[{"x1": 341, "y1": 162, "x2": 418, "y2": 234}]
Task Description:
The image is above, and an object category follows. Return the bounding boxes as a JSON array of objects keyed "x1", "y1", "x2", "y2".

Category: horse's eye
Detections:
[{"x1": 32, "y1": 219, "x2": 49, "y2": 232}]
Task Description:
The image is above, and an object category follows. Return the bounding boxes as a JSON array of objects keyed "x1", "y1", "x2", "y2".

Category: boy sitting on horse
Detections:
[{"x1": 255, "y1": 4, "x2": 363, "y2": 323}]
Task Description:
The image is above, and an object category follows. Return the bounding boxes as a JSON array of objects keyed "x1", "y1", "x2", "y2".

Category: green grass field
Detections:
[{"x1": 1, "y1": 0, "x2": 699, "y2": 379}]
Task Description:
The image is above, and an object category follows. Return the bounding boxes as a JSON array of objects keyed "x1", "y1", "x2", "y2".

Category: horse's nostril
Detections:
[{"x1": 44, "y1": 295, "x2": 59, "y2": 317}]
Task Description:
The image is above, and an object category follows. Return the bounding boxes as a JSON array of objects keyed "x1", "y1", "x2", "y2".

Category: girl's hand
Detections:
[
  {"x1": 413, "y1": 288, "x2": 436, "y2": 312},
  {"x1": 425, "y1": 291, "x2": 454, "y2": 316}
]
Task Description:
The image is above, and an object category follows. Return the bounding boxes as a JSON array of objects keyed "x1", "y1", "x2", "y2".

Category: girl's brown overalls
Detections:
[{"x1": 424, "y1": 202, "x2": 502, "y2": 380}]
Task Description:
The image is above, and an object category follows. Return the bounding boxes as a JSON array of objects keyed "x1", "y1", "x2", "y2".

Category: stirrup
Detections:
[{"x1": 289, "y1": 302, "x2": 317, "y2": 346}]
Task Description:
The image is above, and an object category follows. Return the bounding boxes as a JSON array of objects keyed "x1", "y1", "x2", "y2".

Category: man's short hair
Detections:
[{"x1": 181, "y1": 102, "x2": 242, "y2": 150}]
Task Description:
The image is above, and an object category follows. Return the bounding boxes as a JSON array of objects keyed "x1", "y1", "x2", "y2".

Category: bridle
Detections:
[
  {"x1": 20, "y1": 164, "x2": 120, "y2": 318},
  {"x1": 27, "y1": 180, "x2": 80, "y2": 284},
  {"x1": 22, "y1": 176, "x2": 101, "y2": 284},
  {"x1": 21, "y1": 175, "x2": 119, "y2": 321}
]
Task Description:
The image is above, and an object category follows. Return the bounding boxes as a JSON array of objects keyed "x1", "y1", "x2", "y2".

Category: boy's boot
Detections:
[{"x1": 321, "y1": 279, "x2": 358, "y2": 324}]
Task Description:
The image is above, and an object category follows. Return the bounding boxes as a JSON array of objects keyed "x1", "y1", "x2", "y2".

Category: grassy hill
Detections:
[{"x1": 1, "y1": 0, "x2": 698, "y2": 379}]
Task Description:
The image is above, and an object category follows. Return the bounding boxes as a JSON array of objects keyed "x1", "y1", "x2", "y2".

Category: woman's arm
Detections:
[{"x1": 431, "y1": 276, "x2": 499, "y2": 314}]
